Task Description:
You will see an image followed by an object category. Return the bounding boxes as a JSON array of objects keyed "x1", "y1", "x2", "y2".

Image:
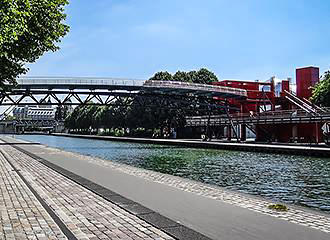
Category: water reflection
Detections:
[{"x1": 14, "y1": 134, "x2": 330, "y2": 212}]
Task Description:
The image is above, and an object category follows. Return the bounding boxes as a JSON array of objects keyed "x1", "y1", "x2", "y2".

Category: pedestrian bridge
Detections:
[
  {"x1": 0, "y1": 77, "x2": 247, "y2": 109},
  {"x1": 14, "y1": 77, "x2": 247, "y2": 98}
]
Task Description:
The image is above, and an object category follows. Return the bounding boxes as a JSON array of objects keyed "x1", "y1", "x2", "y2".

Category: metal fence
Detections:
[
  {"x1": 16, "y1": 77, "x2": 145, "y2": 86},
  {"x1": 143, "y1": 80, "x2": 248, "y2": 97},
  {"x1": 186, "y1": 108, "x2": 330, "y2": 126}
]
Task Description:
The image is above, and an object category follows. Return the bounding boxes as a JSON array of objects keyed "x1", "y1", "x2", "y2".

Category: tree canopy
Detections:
[
  {"x1": 0, "y1": 0, "x2": 69, "y2": 86},
  {"x1": 173, "y1": 70, "x2": 191, "y2": 82},
  {"x1": 149, "y1": 68, "x2": 219, "y2": 84},
  {"x1": 311, "y1": 71, "x2": 330, "y2": 107},
  {"x1": 149, "y1": 71, "x2": 173, "y2": 81},
  {"x1": 65, "y1": 68, "x2": 220, "y2": 136}
]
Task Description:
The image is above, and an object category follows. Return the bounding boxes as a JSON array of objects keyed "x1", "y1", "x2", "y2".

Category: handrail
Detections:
[
  {"x1": 186, "y1": 108, "x2": 330, "y2": 122},
  {"x1": 13, "y1": 78, "x2": 248, "y2": 97},
  {"x1": 143, "y1": 80, "x2": 248, "y2": 97},
  {"x1": 285, "y1": 96, "x2": 316, "y2": 114},
  {"x1": 15, "y1": 77, "x2": 145, "y2": 87},
  {"x1": 302, "y1": 97, "x2": 326, "y2": 112},
  {"x1": 284, "y1": 90, "x2": 319, "y2": 115}
]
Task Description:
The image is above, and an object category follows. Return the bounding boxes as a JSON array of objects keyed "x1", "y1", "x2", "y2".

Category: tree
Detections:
[
  {"x1": 187, "y1": 70, "x2": 198, "y2": 83},
  {"x1": 0, "y1": 0, "x2": 69, "y2": 86},
  {"x1": 149, "y1": 71, "x2": 173, "y2": 81},
  {"x1": 311, "y1": 71, "x2": 330, "y2": 107},
  {"x1": 173, "y1": 71, "x2": 191, "y2": 82},
  {"x1": 193, "y1": 68, "x2": 218, "y2": 84},
  {"x1": 150, "y1": 68, "x2": 219, "y2": 84}
]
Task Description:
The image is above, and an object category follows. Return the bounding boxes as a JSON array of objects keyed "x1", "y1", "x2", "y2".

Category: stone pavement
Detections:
[
  {"x1": 0, "y1": 143, "x2": 175, "y2": 240},
  {"x1": 0, "y1": 151, "x2": 67, "y2": 240}
]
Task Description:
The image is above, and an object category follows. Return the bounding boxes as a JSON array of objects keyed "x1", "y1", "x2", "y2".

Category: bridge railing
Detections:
[
  {"x1": 186, "y1": 107, "x2": 330, "y2": 123},
  {"x1": 16, "y1": 77, "x2": 145, "y2": 86},
  {"x1": 143, "y1": 80, "x2": 248, "y2": 97}
]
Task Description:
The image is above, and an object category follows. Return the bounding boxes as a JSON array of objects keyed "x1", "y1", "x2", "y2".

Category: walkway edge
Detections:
[
  {"x1": 0, "y1": 150, "x2": 78, "y2": 240},
  {"x1": 52, "y1": 133, "x2": 330, "y2": 157}
]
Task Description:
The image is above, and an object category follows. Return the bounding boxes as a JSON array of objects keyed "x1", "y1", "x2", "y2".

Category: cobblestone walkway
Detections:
[
  {"x1": 48, "y1": 146, "x2": 330, "y2": 234},
  {"x1": 1, "y1": 145, "x2": 174, "y2": 240},
  {"x1": 0, "y1": 151, "x2": 67, "y2": 240}
]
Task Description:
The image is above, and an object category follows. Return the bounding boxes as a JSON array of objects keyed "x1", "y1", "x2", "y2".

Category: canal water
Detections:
[{"x1": 14, "y1": 134, "x2": 330, "y2": 212}]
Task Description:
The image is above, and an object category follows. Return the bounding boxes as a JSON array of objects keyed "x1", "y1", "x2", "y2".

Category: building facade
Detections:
[{"x1": 13, "y1": 98, "x2": 56, "y2": 121}]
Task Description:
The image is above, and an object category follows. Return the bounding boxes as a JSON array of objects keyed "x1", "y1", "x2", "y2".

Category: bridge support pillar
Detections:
[
  {"x1": 227, "y1": 125, "x2": 232, "y2": 141},
  {"x1": 315, "y1": 123, "x2": 320, "y2": 144},
  {"x1": 292, "y1": 125, "x2": 298, "y2": 142},
  {"x1": 240, "y1": 124, "x2": 246, "y2": 141}
]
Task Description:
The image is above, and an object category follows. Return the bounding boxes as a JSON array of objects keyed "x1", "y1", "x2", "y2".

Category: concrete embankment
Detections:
[{"x1": 52, "y1": 133, "x2": 330, "y2": 157}]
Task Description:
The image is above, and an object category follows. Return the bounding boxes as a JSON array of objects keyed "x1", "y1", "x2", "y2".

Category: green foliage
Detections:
[
  {"x1": 149, "y1": 68, "x2": 219, "y2": 84},
  {"x1": 130, "y1": 128, "x2": 154, "y2": 137},
  {"x1": 65, "y1": 99, "x2": 188, "y2": 137},
  {"x1": 173, "y1": 71, "x2": 192, "y2": 82},
  {"x1": 4, "y1": 115, "x2": 15, "y2": 121},
  {"x1": 64, "y1": 68, "x2": 219, "y2": 135},
  {"x1": 149, "y1": 71, "x2": 173, "y2": 81},
  {"x1": 0, "y1": 0, "x2": 69, "y2": 86},
  {"x1": 311, "y1": 71, "x2": 330, "y2": 107},
  {"x1": 55, "y1": 105, "x2": 72, "y2": 120},
  {"x1": 268, "y1": 204, "x2": 288, "y2": 211},
  {"x1": 194, "y1": 68, "x2": 218, "y2": 84}
]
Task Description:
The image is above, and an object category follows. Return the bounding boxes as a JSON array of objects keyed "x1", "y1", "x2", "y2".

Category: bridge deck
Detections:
[
  {"x1": 186, "y1": 108, "x2": 330, "y2": 126},
  {"x1": 12, "y1": 77, "x2": 247, "y2": 99}
]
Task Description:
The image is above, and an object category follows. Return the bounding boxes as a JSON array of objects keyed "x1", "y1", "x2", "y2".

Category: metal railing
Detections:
[
  {"x1": 16, "y1": 77, "x2": 145, "y2": 87},
  {"x1": 13, "y1": 78, "x2": 248, "y2": 98},
  {"x1": 143, "y1": 80, "x2": 248, "y2": 97},
  {"x1": 284, "y1": 90, "x2": 320, "y2": 115},
  {"x1": 186, "y1": 108, "x2": 330, "y2": 125}
]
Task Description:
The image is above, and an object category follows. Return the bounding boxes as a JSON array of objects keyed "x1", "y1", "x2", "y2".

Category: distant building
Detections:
[
  {"x1": 271, "y1": 77, "x2": 296, "y2": 97},
  {"x1": 13, "y1": 98, "x2": 56, "y2": 120},
  {"x1": 13, "y1": 105, "x2": 56, "y2": 120}
]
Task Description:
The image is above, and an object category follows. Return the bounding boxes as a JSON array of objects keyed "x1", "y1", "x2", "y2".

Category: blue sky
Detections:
[{"x1": 26, "y1": 0, "x2": 330, "y2": 81}]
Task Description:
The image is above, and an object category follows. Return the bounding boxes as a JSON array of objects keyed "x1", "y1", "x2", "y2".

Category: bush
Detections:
[{"x1": 114, "y1": 128, "x2": 125, "y2": 137}]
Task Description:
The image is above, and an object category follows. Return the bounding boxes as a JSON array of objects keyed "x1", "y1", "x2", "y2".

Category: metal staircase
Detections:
[{"x1": 284, "y1": 90, "x2": 325, "y2": 115}]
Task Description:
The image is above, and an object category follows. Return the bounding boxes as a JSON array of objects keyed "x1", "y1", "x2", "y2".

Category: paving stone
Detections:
[
  {"x1": 1, "y1": 144, "x2": 175, "y2": 240},
  {"x1": 0, "y1": 150, "x2": 67, "y2": 240}
]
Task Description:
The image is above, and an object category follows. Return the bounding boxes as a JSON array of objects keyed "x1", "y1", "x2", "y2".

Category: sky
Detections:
[{"x1": 25, "y1": 0, "x2": 330, "y2": 82}]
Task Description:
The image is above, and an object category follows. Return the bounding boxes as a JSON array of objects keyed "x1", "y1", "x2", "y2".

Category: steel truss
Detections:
[{"x1": 0, "y1": 89, "x2": 234, "y2": 114}]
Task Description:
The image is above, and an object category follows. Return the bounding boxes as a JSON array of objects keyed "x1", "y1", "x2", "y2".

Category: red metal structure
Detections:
[
  {"x1": 215, "y1": 79, "x2": 275, "y2": 113},
  {"x1": 296, "y1": 67, "x2": 319, "y2": 99},
  {"x1": 295, "y1": 67, "x2": 321, "y2": 143},
  {"x1": 206, "y1": 66, "x2": 324, "y2": 143}
]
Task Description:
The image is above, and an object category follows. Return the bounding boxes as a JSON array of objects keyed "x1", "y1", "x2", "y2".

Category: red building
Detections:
[
  {"x1": 296, "y1": 67, "x2": 319, "y2": 99},
  {"x1": 295, "y1": 67, "x2": 321, "y2": 143},
  {"x1": 213, "y1": 66, "x2": 322, "y2": 143}
]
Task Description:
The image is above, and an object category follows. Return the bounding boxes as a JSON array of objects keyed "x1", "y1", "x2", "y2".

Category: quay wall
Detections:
[{"x1": 51, "y1": 133, "x2": 330, "y2": 157}]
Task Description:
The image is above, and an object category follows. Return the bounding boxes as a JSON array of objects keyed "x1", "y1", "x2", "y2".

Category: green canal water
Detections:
[{"x1": 14, "y1": 134, "x2": 330, "y2": 212}]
